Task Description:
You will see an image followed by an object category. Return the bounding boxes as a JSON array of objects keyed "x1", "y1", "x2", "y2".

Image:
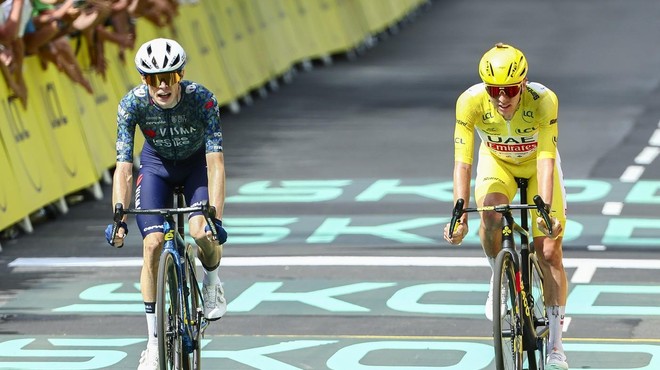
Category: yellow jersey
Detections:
[{"x1": 454, "y1": 82, "x2": 558, "y2": 165}]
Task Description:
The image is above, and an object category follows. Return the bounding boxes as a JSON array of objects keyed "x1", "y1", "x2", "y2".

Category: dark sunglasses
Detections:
[
  {"x1": 485, "y1": 84, "x2": 522, "y2": 98},
  {"x1": 144, "y1": 72, "x2": 182, "y2": 87}
]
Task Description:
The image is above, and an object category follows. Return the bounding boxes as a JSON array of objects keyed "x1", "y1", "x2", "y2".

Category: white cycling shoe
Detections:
[
  {"x1": 485, "y1": 274, "x2": 508, "y2": 321},
  {"x1": 202, "y1": 282, "x2": 227, "y2": 321},
  {"x1": 137, "y1": 346, "x2": 158, "y2": 370},
  {"x1": 546, "y1": 350, "x2": 569, "y2": 370}
]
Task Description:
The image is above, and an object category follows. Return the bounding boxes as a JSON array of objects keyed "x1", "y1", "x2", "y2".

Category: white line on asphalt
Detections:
[
  {"x1": 620, "y1": 165, "x2": 645, "y2": 182},
  {"x1": 650, "y1": 128, "x2": 660, "y2": 146},
  {"x1": 634, "y1": 146, "x2": 660, "y2": 164},
  {"x1": 601, "y1": 202, "x2": 623, "y2": 215},
  {"x1": 8, "y1": 256, "x2": 660, "y2": 285}
]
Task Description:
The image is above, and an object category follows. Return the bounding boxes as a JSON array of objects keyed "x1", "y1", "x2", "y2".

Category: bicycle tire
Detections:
[
  {"x1": 157, "y1": 252, "x2": 183, "y2": 370},
  {"x1": 526, "y1": 252, "x2": 548, "y2": 369},
  {"x1": 185, "y1": 243, "x2": 202, "y2": 370},
  {"x1": 493, "y1": 250, "x2": 523, "y2": 370}
]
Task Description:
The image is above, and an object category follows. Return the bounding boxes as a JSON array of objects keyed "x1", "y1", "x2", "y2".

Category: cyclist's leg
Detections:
[
  {"x1": 474, "y1": 149, "x2": 518, "y2": 258},
  {"x1": 475, "y1": 150, "x2": 519, "y2": 322},
  {"x1": 184, "y1": 159, "x2": 226, "y2": 320},
  {"x1": 135, "y1": 147, "x2": 173, "y2": 355},
  {"x1": 529, "y1": 155, "x2": 569, "y2": 366}
]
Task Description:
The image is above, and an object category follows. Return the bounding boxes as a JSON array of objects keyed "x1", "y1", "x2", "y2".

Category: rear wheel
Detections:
[
  {"x1": 493, "y1": 250, "x2": 523, "y2": 370},
  {"x1": 157, "y1": 252, "x2": 182, "y2": 370}
]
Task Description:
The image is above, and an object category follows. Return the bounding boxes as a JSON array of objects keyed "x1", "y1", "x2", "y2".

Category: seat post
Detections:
[{"x1": 516, "y1": 177, "x2": 529, "y2": 231}]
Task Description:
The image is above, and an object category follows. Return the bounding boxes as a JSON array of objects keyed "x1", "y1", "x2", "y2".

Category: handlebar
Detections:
[
  {"x1": 448, "y1": 195, "x2": 553, "y2": 238},
  {"x1": 109, "y1": 200, "x2": 218, "y2": 248}
]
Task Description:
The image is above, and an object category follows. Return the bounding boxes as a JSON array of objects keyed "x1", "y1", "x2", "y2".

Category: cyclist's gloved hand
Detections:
[
  {"x1": 205, "y1": 218, "x2": 227, "y2": 244},
  {"x1": 105, "y1": 222, "x2": 128, "y2": 247},
  {"x1": 443, "y1": 219, "x2": 468, "y2": 245},
  {"x1": 536, "y1": 216, "x2": 561, "y2": 240}
]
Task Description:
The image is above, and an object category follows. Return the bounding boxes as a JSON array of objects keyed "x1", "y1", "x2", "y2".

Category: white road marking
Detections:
[
  {"x1": 8, "y1": 256, "x2": 660, "y2": 285},
  {"x1": 620, "y1": 165, "x2": 645, "y2": 182},
  {"x1": 650, "y1": 128, "x2": 660, "y2": 146},
  {"x1": 635, "y1": 146, "x2": 660, "y2": 164},
  {"x1": 601, "y1": 202, "x2": 623, "y2": 215}
]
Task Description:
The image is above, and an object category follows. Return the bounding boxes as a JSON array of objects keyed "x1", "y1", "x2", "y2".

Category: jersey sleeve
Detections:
[
  {"x1": 453, "y1": 88, "x2": 479, "y2": 165},
  {"x1": 116, "y1": 95, "x2": 137, "y2": 163},
  {"x1": 536, "y1": 88, "x2": 559, "y2": 160},
  {"x1": 202, "y1": 93, "x2": 223, "y2": 153}
]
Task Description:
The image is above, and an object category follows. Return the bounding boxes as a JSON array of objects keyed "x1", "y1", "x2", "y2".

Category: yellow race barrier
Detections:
[
  {"x1": 23, "y1": 57, "x2": 100, "y2": 195},
  {"x1": 0, "y1": 112, "x2": 27, "y2": 231},
  {"x1": 0, "y1": 0, "x2": 426, "y2": 234},
  {"x1": 0, "y1": 75, "x2": 63, "y2": 221}
]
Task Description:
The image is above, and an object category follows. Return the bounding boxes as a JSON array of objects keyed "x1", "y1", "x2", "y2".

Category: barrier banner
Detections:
[
  {"x1": 22, "y1": 57, "x2": 99, "y2": 194},
  {"x1": 235, "y1": 0, "x2": 278, "y2": 81},
  {"x1": 335, "y1": 0, "x2": 368, "y2": 50},
  {"x1": 359, "y1": 0, "x2": 394, "y2": 34},
  {"x1": 74, "y1": 35, "x2": 138, "y2": 168},
  {"x1": 285, "y1": 0, "x2": 325, "y2": 60},
  {"x1": 199, "y1": 0, "x2": 250, "y2": 98},
  {"x1": 172, "y1": 2, "x2": 237, "y2": 106},
  {"x1": 0, "y1": 81, "x2": 63, "y2": 216},
  {"x1": 252, "y1": 0, "x2": 298, "y2": 76},
  {"x1": 0, "y1": 128, "x2": 26, "y2": 230}
]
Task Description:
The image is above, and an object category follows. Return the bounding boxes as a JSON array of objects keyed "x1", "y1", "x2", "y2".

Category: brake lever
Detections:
[
  {"x1": 448, "y1": 198, "x2": 465, "y2": 238},
  {"x1": 200, "y1": 200, "x2": 219, "y2": 240},
  {"x1": 532, "y1": 195, "x2": 553, "y2": 238},
  {"x1": 110, "y1": 203, "x2": 124, "y2": 248}
]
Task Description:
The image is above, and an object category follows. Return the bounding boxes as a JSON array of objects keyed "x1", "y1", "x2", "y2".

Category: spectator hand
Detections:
[
  {"x1": 105, "y1": 222, "x2": 128, "y2": 247},
  {"x1": 536, "y1": 216, "x2": 561, "y2": 240},
  {"x1": 205, "y1": 218, "x2": 227, "y2": 244},
  {"x1": 443, "y1": 221, "x2": 468, "y2": 245}
]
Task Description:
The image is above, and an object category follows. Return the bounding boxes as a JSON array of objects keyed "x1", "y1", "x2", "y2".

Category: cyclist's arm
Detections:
[
  {"x1": 206, "y1": 152, "x2": 225, "y2": 220},
  {"x1": 453, "y1": 88, "x2": 479, "y2": 219},
  {"x1": 536, "y1": 87, "x2": 559, "y2": 207},
  {"x1": 537, "y1": 157, "x2": 554, "y2": 207},
  {"x1": 453, "y1": 161, "x2": 471, "y2": 222},
  {"x1": 113, "y1": 96, "x2": 137, "y2": 219},
  {"x1": 112, "y1": 161, "x2": 133, "y2": 221}
]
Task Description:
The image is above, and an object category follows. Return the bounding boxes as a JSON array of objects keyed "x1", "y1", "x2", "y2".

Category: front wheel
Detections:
[
  {"x1": 493, "y1": 250, "x2": 523, "y2": 370},
  {"x1": 157, "y1": 252, "x2": 182, "y2": 370}
]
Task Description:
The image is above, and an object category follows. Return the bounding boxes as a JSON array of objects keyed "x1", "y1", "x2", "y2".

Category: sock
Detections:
[
  {"x1": 547, "y1": 305, "x2": 566, "y2": 354},
  {"x1": 487, "y1": 256, "x2": 496, "y2": 273},
  {"x1": 203, "y1": 264, "x2": 220, "y2": 286},
  {"x1": 145, "y1": 302, "x2": 157, "y2": 347}
]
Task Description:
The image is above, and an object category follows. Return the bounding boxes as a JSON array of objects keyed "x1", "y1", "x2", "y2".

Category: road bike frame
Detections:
[
  {"x1": 110, "y1": 189, "x2": 218, "y2": 370},
  {"x1": 449, "y1": 178, "x2": 552, "y2": 370}
]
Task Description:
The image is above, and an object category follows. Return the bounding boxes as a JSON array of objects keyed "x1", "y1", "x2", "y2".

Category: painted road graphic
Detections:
[{"x1": 2, "y1": 257, "x2": 660, "y2": 369}]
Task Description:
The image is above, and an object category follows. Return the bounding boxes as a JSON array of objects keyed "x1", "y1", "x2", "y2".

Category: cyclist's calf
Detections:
[{"x1": 534, "y1": 235, "x2": 564, "y2": 268}]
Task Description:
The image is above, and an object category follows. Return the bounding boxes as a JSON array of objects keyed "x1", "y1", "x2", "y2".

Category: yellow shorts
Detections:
[{"x1": 474, "y1": 147, "x2": 567, "y2": 238}]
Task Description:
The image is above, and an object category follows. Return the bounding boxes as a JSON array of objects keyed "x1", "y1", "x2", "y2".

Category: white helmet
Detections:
[{"x1": 134, "y1": 38, "x2": 187, "y2": 75}]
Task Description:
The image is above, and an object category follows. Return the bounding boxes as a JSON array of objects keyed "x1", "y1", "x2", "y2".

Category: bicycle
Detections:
[
  {"x1": 109, "y1": 187, "x2": 220, "y2": 370},
  {"x1": 448, "y1": 178, "x2": 552, "y2": 370}
]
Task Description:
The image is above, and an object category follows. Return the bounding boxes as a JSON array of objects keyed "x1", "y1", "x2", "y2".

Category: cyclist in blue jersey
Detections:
[{"x1": 104, "y1": 38, "x2": 228, "y2": 370}]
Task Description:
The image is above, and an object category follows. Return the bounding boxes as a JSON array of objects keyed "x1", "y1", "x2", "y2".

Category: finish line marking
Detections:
[{"x1": 8, "y1": 256, "x2": 660, "y2": 283}]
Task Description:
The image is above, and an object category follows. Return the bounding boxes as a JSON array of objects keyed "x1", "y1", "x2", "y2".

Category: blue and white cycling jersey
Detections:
[{"x1": 116, "y1": 80, "x2": 223, "y2": 162}]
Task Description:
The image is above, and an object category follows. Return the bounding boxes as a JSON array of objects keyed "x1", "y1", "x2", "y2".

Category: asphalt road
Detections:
[{"x1": 1, "y1": 1, "x2": 660, "y2": 369}]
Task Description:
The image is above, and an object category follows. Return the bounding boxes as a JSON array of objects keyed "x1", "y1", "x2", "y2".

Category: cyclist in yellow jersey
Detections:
[{"x1": 443, "y1": 43, "x2": 569, "y2": 370}]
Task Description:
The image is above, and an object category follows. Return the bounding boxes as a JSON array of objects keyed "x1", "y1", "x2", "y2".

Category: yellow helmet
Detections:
[{"x1": 478, "y1": 43, "x2": 528, "y2": 85}]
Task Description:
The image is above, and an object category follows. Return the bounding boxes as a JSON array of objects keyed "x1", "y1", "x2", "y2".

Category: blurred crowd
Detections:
[{"x1": 0, "y1": 0, "x2": 180, "y2": 106}]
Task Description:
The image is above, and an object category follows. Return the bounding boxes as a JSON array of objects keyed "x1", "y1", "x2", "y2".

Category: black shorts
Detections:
[{"x1": 135, "y1": 144, "x2": 208, "y2": 238}]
